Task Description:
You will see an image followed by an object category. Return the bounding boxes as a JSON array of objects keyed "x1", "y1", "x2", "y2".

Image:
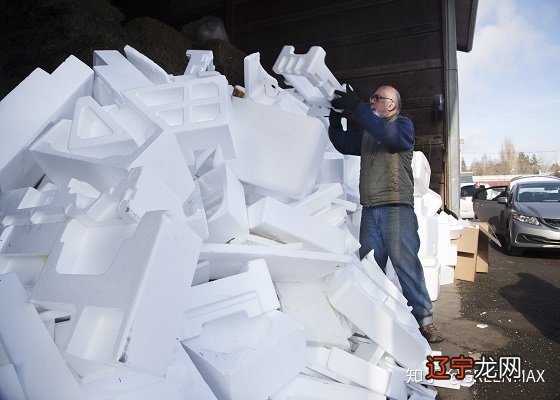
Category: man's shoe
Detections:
[{"x1": 420, "y1": 323, "x2": 444, "y2": 343}]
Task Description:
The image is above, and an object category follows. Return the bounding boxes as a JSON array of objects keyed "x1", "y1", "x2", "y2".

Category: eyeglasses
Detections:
[{"x1": 370, "y1": 94, "x2": 394, "y2": 103}]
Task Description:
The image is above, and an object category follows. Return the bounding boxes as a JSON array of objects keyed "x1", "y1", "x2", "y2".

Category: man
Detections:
[{"x1": 329, "y1": 85, "x2": 443, "y2": 343}]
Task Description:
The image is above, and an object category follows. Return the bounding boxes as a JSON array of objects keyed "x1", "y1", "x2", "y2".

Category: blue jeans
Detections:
[{"x1": 359, "y1": 205, "x2": 433, "y2": 327}]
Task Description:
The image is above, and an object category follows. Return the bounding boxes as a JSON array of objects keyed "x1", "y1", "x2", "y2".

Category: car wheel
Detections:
[{"x1": 505, "y1": 222, "x2": 523, "y2": 256}]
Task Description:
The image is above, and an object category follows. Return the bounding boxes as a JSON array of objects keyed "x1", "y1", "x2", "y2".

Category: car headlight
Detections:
[{"x1": 511, "y1": 212, "x2": 540, "y2": 225}]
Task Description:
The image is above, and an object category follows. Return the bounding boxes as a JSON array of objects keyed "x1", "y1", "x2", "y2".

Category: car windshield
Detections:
[{"x1": 516, "y1": 182, "x2": 560, "y2": 203}]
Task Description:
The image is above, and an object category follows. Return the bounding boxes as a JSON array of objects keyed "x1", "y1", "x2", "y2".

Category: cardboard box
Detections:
[{"x1": 451, "y1": 224, "x2": 490, "y2": 282}]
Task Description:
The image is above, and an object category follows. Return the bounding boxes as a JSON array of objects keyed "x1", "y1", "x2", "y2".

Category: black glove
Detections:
[
  {"x1": 330, "y1": 86, "x2": 362, "y2": 111},
  {"x1": 329, "y1": 109, "x2": 343, "y2": 129}
]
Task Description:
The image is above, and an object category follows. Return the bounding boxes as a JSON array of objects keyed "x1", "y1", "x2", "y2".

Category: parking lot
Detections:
[{"x1": 433, "y1": 243, "x2": 560, "y2": 399}]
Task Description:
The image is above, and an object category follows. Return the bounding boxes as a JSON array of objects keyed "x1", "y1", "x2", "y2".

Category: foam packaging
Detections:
[
  {"x1": 227, "y1": 97, "x2": 327, "y2": 199},
  {"x1": 31, "y1": 212, "x2": 202, "y2": 377},
  {"x1": 272, "y1": 46, "x2": 343, "y2": 108},
  {"x1": 0, "y1": 55, "x2": 93, "y2": 191},
  {"x1": 182, "y1": 310, "x2": 306, "y2": 400}
]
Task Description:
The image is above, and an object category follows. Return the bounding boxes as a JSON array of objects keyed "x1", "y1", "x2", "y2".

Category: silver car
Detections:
[{"x1": 473, "y1": 176, "x2": 560, "y2": 256}]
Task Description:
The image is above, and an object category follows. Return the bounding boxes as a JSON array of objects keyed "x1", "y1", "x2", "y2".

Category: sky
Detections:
[{"x1": 457, "y1": 0, "x2": 560, "y2": 169}]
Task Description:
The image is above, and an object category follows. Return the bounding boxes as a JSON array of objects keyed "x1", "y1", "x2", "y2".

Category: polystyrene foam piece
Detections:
[
  {"x1": 326, "y1": 267, "x2": 430, "y2": 369},
  {"x1": 244, "y1": 52, "x2": 308, "y2": 115},
  {"x1": 275, "y1": 281, "x2": 350, "y2": 349},
  {"x1": 0, "y1": 364, "x2": 26, "y2": 400},
  {"x1": 197, "y1": 164, "x2": 249, "y2": 243},
  {"x1": 316, "y1": 151, "x2": 345, "y2": 185},
  {"x1": 93, "y1": 49, "x2": 154, "y2": 106},
  {"x1": 270, "y1": 374, "x2": 385, "y2": 400},
  {"x1": 124, "y1": 45, "x2": 171, "y2": 85},
  {"x1": 80, "y1": 341, "x2": 217, "y2": 400},
  {"x1": 30, "y1": 119, "x2": 194, "y2": 205},
  {"x1": 181, "y1": 259, "x2": 279, "y2": 339},
  {"x1": 184, "y1": 50, "x2": 216, "y2": 75},
  {"x1": 351, "y1": 336, "x2": 386, "y2": 365},
  {"x1": 183, "y1": 181, "x2": 210, "y2": 240},
  {"x1": 343, "y1": 155, "x2": 361, "y2": 202},
  {"x1": 67, "y1": 96, "x2": 141, "y2": 157},
  {"x1": 290, "y1": 183, "x2": 343, "y2": 215},
  {"x1": 272, "y1": 46, "x2": 343, "y2": 107},
  {"x1": 360, "y1": 252, "x2": 410, "y2": 307},
  {"x1": 420, "y1": 257, "x2": 441, "y2": 301},
  {"x1": 417, "y1": 215, "x2": 438, "y2": 258},
  {"x1": 0, "y1": 55, "x2": 93, "y2": 191},
  {"x1": 346, "y1": 262, "x2": 418, "y2": 330},
  {"x1": 107, "y1": 167, "x2": 186, "y2": 222},
  {"x1": 200, "y1": 243, "x2": 351, "y2": 283},
  {"x1": 0, "y1": 273, "x2": 84, "y2": 400},
  {"x1": 183, "y1": 310, "x2": 306, "y2": 400},
  {"x1": 306, "y1": 346, "x2": 352, "y2": 383},
  {"x1": 412, "y1": 151, "x2": 431, "y2": 197},
  {"x1": 248, "y1": 196, "x2": 346, "y2": 254},
  {"x1": 123, "y1": 75, "x2": 237, "y2": 159},
  {"x1": 31, "y1": 212, "x2": 202, "y2": 377},
  {"x1": 0, "y1": 221, "x2": 67, "y2": 289},
  {"x1": 327, "y1": 347, "x2": 392, "y2": 396},
  {"x1": 414, "y1": 189, "x2": 442, "y2": 217},
  {"x1": 227, "y1": 97, "x2": 327, "y2": 199}
]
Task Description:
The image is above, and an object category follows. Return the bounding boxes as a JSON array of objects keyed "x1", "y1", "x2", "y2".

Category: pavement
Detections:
[{"x1": 430, "y1": 243, "x2": 560, "y2": 400}]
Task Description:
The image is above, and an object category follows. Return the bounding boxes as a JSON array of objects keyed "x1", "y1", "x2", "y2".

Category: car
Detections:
[
  {"x1": 459, "y1": 182, "x2": 489, "y2": 219},
  {"x1": 473, "y1": 176, "x2": 560, "y2": 255}
]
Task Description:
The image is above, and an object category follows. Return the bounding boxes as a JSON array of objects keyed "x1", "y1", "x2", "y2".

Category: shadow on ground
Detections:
[{"x1": 499, "y1": 272, "x2": 560, "y2": 343}]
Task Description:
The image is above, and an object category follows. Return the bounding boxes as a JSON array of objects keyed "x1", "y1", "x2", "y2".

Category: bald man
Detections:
[{"x1": 329, "y1": 85, "x2": 443, "y2": 343}]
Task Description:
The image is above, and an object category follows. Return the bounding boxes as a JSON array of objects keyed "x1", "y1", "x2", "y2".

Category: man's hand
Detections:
[
  {"x1": 331, "y1": 87, "x2": 362, "y2": 112},
  {"x1": 328, "y1": 109, "x2": 343, "y2": 128}
]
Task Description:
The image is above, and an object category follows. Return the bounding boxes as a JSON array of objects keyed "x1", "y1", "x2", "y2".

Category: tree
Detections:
[
  {"x1": 499, "y1": 136, "x2": 517, "y2": 174},
  {"x1": 461, "y1": 158, "x2": 467, "y2": 172}
]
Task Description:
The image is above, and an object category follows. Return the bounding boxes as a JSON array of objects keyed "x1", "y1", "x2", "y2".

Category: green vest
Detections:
[{"x1": 359, "y1": 126, "x2": 414, "y2": 208}]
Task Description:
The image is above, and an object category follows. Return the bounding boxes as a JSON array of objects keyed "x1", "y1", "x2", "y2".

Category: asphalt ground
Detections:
[{"x1": 431, "y1": 243, "x2": 560, "y2": 400}]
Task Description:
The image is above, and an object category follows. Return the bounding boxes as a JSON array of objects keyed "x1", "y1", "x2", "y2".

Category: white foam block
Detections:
[
  {"x1": 123, "y1": 75, "x2": 237, "y2": 159},
  {"x1": 306, "y1": 346, "x2": 352, "y2": 383},
  {"x1": 30, "y1": 119, "x2": 194, "y2": 206},
  {"x1": 418, "y1": 215, "x2": 438, "y2": 258},
  {"x1": 0, "y1": 363, "x2": 27, "y2": 400},
  {"x1": 227, "y1": 97, "x2": 327, "y2": 199},
  {"x1": 31, "y1": 212, "x2": 202, "y2": 377},
  {"x1": 183, "y1": 181, "x2": 210, "y2": 240},
  {"x1": 420, "y1": 257, "x2": 441, "y2": 301},
  {"x1": 80, "y1": 341, "x2": 217, "y2": 400},
  {"x1": 248, "y1": 196, "x2": 346, "y2": 254},
  {"x1": 272, "y1": 46, "x2": 343, "y2": 108},
  {"x1": 350, "y1": 336, "x2": 386, "y2": 365},
  {"x1": 93, "y1": 49, "x2": 154, "y2": 106},
  {"x1": 244, "y1": 52, "x2": 308, "y2": 115},
  {"x1": 0, "y1": 273, "x2": 84, "y2": 399},
  {"x1": 67, "y1": 96, "x2": 142, "y2": 157},
  {"x1": 0, "y1": 221, "x2": 67, "y2": 290},
  {"x1": 184, "y1": 50, "x2": 216, "y2": 75},
  {"x1": 124, "y1": 45, "x2": 171, "y2": 85},
  {"x1": 197, "y1": 164, "x2": 249, "y2": 243},
  {"x1": 316, "y1": 151, "x2": 345, "y2": 185},
  {"x1": 109, "y1": 167, "x2": 187, "y2": 222},
  {"x1": 439, "y1": 264, "x2": 455, "y2": 285},
  {"x1": 0, "y1": 55, "x2": 93, "y2": 191},
  {"x1": 290, "y1": 183, "x2": 344, "y2": 215},
  {"x1": 326, "y1": 267, "x2": 430, "y2": 369},
  {"x1": 182, "y1": 310, "x2": 306, "y2": 400},
  {"x1": 275, "y1": 281, "x2": 350, "y2": 349},
  {"x1": 412, "y1": 151, "x2": 431, "y2": 197},
  {"x1": 271, "y1": 374, "x2": 385, "y2": 400},
  {"x1": 181, "y1": 259, "x2": 279, "y2": 339},
  {"x1": 200, "y1": 243, "x2": 351, "y2": 283},
  {"x1": 327, "y1": 347, "x2": 391, "y2": 396}
]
